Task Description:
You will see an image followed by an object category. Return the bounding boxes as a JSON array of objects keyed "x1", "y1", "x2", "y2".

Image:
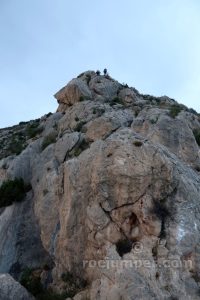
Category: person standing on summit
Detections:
[{"x1": 103, "y1": 68, "x2": 107, "y2": 75}]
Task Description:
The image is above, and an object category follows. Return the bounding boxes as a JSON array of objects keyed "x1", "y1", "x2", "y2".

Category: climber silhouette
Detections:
[{"x1": 103, "y1": 68, "x2": 107, "y2": 76}]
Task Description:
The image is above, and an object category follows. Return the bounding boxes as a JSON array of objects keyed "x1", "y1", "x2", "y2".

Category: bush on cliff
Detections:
[
  {"x1": 41, "y1": 133, "x2": 57, "y2": 151},
  {"x1": 169, "y1": 104, "x2": 183, "y2": 118},
  {"x1": 8, "y1": 135, "x2": 26, "y2": 156},
  {"x1": 193, "y1": 129, "x2": 200, "y2": 146},
  {"x1": 0, "y1": 178, "x2": 27, "y2": 208},
  {"x1": 26, "y1": 122, "x2": 43, "y2": 139},
  {"x1": 20, "y1": 268, "x2": 66, "y2": 300}
]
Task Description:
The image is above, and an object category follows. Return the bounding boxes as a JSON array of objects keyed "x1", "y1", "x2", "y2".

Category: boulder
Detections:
[
  {"x1": 54, "y1": 78, "x2": 92, "y2": 110},
  {"x1": 0, "y1": 274, "x2": 34, "y2": 300}
]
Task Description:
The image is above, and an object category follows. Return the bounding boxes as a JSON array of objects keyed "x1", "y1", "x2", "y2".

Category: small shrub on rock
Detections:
[
  {"x1": 110, "y1": 97, "x2": 124, "y2": 106},
  {"x1": 187, "y1": 108, "x2": 198, "y2": 115},
  {"x1": 20, "y1": 268, "x2": 66, "y2": 300},
  {"x1": 42, "y1": 133, "x2": 57, "y2": 151},
  {"x1": 79, "y1": 96, "x2": 85, "y2": 102},
  {"x1": 193, "y1": 129, "x2": 200, "y2": 146},
  {"x1": 8, "y1": 136, "x2": 26, "y2": 155},
  {"x1": 26, "y1": 122, "x2": 43, "y2": 139},
  {"x1": 74, "y1": 121, "x2": 86, "y2": 132},
  {"x1": 150, "y1": 117, "x2": 158, "y2": 124},
  {"x1": 79, "y1": 95, "x2": 90, "y2": 102},
  {"x1": 86, "y1": 74, "x2": 91, "y2": 84},
  {"x1": 92, "y1": 107, "x2": 105, "y2": 116},
  {"x1": 122, "y1": 83, "x2": 129, "y2": 88},
  {"x1": 169, "y1": 104, "x2": 183, "y2": 118},
  {"x1": 61, "y1": 271, "x2": 87, "y2": 298},
  {"x1": 68, "y1": 139, "x2": 89, "y2": 158},
  {"x1": 133, "y1": 140, "x2": 143, "y2": 147},
  {"x1": 46, "y1": 112, "x2": 52, "y2": 118},
  {"x1": 75, "y1": 116, "x2": 79, "y2": 122},
  {"x1": 0, "y1": 178, "x2": 27, "y2": 208},
  {"x1": 20, "y1": 268, "x2": 43, "y2": 297}
]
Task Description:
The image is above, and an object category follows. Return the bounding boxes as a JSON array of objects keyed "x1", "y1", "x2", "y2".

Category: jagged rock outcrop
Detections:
[{"x1": 0, "y1": 71, "x2": 200, "y2": 299}]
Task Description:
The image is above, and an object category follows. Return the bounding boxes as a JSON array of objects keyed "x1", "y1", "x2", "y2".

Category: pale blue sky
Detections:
[{"x1": 0, "y1": 0, "x2": 200, "y2": 128}]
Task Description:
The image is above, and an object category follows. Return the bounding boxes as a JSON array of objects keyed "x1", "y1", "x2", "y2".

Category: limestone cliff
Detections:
[{"x1": 0, "y1": 70, "x2": 200, "y2": 300}]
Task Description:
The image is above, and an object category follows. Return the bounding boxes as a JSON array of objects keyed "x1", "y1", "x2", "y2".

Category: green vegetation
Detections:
[
  {"x1": 43, "y1": 189, "x2": 48, "y2": 196},
  {"x1": 150, "y1": 117, "x2": 158, "y2": 124},
  {"x1": 0, "y1": 178, "x2": 27, "y2": 208},
  {"x1": 79, "y1": 95, "x2": 90, "y2": 102},
  {"x1": 79, "y1": 96, "x2": 85, "y2": 102},
  {"x1": 0, "y1": 118, "x2": 44, "y2": 160},
  {"x1": 188, "y1": 108, "x2": 198, "y2": 115},
  {"x1": 86, "y1": 74, "x2": 91, "y2": 84},
  {"x1": 19, "y1": 121, "x2": 29, "y2": 126},
  {"x1": 142, "y1": 94, "x2": 158, "y2": 102},
  {"x1": 133, "y1": 140, "x2": 143, "y2": 147},
  {"x1": 75, "y1": 116, "x2": 79, "y2": 122},
  {"x1": 37, "y1": 292, "x2": 67, "y2": 300},
  {"x1": 61, "y1": 271, "x2": 87, "y2": 298},
  {"x1": 8, "y1": 135, "x2": 26, "y2": 155},
  {"x1": 77, "y1": 72, "x2": 84, "y2": 78},
  {"x1": 115, "y1": 239, "x2": 133, "y2": 257},
  {"x1": 26, "y1": 122, "x2": 43, "y2": 139},
  {"x1": 41, "y1": 133, "x2": 57, "y2": 151},
  {"x1": 92, "y1": 108, "x2": 97, "y2": 114},
  {"x1": 46, "y1": 112, "x2": 53, "y2": 118},
  {"x1": 68, "y1": 139, "x2": 89, "y2": 158},
  {"x1": 195, "y1": 166, "x2": 200, "y2": 172},
  {"x1": 79, "y1": 95, "x2": 91, "y2": 102},
  {"x1": 92, "y1": 107, "x2": 105, "y2": 115},
  {"x1": 191, "y1": 270, "x2": 200, "y2": 283},
  {"x1": 169, "y1": 104, "x2": 183, "y2": 118},
  {"x1": 20, "y1": 268, "x2": 43, "y2": 296},
  {"x1": 122, "y1": 83, "x2": 129, "y2": 88},
  {"x1": 20, "y1": 268, "x2": 66, "y2": 300},
  {"x1": 110, "y1": 97, "x2": 124, "y2": 106},
  {"x1": 193, "y1": 129, "x2": 200, "y2": 146},
  {"x1": 135, "y1": 111, "x2": 139, "y2": 117},
  {"x1": 74, "y1": 121, "x2": 86, "y2": 132}
]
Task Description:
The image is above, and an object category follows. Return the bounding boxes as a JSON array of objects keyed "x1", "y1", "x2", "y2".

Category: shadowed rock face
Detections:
[
  {"x1": 0, "y1": 274, "x2": 34, "y2": 300},
  {"x1": 1, "y1": 71, "x2": 200, "y2": 299},
  {"x1": 0, "y1": 192, "x2": 52, "y2": 279}
]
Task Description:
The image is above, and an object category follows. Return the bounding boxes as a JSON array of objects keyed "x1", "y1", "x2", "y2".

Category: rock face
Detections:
[
  {"x1": 0, "y1": 192, "x2": 52, "y2": 276},
  {"x1": 55, "y1": 77, "x2": 93, "y2": 110},
  {"x1": 1, "y1": 71, "x2": 200, "y2": 299},
  {"x1": 0, "y1": 274, "x2": 34, "y2": 300}
]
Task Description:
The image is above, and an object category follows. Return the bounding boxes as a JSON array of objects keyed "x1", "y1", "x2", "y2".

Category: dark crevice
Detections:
[
  {"x1": 63, "y1": 135, "x2": 81, "y2": 162},
  {"x1": 103, "y1": 126, "x2": 120, "y2": 140},
  {"x1": 63, "y1": 136, "x2": 90, "y2": 161},
  {"x1": 115, "y1": 239, "x2": 133, "y2": 257},
  {"x1": 108, "y1": 191, "x2": 147, "y2": 213},
  {"x1": 99, "y1": 203, "x2": 129, "y2": 240}
]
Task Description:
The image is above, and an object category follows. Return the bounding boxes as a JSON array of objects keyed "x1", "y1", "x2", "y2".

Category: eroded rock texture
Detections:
[{"x1": 1, "y1": 71, "x2": 200, "y2": 299}]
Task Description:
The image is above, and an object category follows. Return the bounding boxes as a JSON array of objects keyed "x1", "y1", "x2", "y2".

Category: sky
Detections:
[{"x1": 0, "y1": 0, "x2": 200, "y2": 128}]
